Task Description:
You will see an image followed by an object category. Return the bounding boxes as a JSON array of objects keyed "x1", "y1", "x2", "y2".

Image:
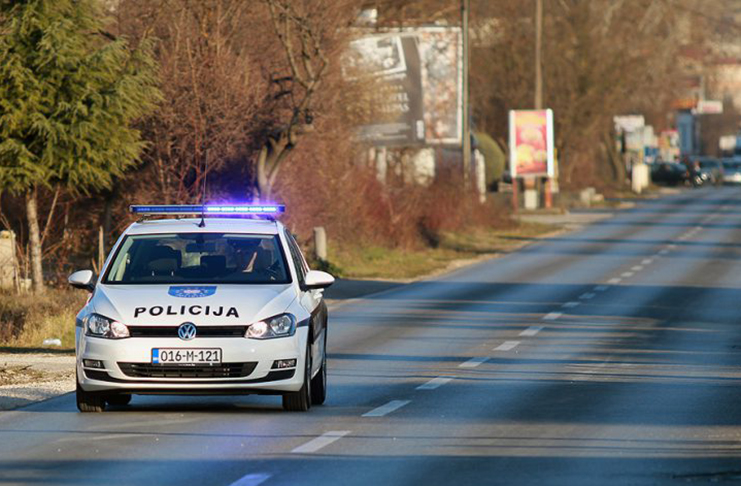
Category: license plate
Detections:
[{"x1": 152, "y1": 348, "x2": 222, "y2": 364}]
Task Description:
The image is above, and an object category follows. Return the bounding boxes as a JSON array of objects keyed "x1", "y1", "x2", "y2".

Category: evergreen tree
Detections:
[{"x1": 0, "y1": 0, "x2": 160, "y2": 292}]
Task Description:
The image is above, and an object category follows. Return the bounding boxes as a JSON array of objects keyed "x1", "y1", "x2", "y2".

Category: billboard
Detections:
[
  {"x1": 417, "y1": 28, "x2": 462, "y2": 145},
  {"x1": 508, "y1": 109, "x2": 554, "y2": 178},
  {"x1": 344, "y1": 27, "x2": 462, "y2": 147},
  {"x1": 614, "y1": 115, "x2": 645, "y2": 133},
  {"x1": 695, "y1": 100, "x2": 723, "y2": 115},
  {"x1": 344, "y1": 35, "x2": 424, "y2": 146},
  {"x1": 720, "y1": 135, "x2": 736, "y2": 152}
]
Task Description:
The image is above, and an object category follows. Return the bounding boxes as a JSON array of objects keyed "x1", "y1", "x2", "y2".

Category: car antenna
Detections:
[{"x1": 199, "y1": 150, "x2": 208, "y2": 228}]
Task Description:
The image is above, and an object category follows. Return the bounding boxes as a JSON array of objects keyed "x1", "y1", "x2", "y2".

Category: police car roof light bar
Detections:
[{"x1": 130, "y1": 205, "x2": 286, "y2": 216}]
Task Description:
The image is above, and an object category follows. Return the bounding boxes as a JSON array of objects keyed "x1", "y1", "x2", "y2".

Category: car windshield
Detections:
[{"x1": 103, "y1": 233, "x2": 290, "y2": 285}]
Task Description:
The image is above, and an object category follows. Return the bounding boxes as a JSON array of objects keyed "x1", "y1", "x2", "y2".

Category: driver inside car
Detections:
[{"x1": 232, "y1": 240, "x2": 278, "y2": 279}]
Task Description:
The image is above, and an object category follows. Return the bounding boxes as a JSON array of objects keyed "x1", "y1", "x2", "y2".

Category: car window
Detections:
[
  {"x1": 285, "y1": 232, "x2": 309, "y2": 283},
  {"x1": 103, "y1": 233, "x2": 291, "y2": 284}
]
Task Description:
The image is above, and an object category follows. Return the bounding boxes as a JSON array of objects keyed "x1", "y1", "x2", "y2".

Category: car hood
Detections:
[{"x1": 91, "y1": 284, "x2": 296, "y2": 326}]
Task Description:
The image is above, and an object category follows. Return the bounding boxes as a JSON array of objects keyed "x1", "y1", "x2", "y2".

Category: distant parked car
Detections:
[
  {"x1": 695, "y1": 157, "x2": 724, "y2": 186},
  {"x1": 650, "y1": 162, "x2": 688, "y2": 186},
  {"x1": 722, "y1": 159, "x2": 741, "y2": 184}
]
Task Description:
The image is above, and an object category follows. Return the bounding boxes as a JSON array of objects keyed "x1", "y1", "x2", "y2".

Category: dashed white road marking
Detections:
[
  {"x1": 494, "y1": 341, "x2": 520, "y2": 351},
  {"x1": 543, "y1": 311, "x2": 562, "y2": 320},
  {"x1": 291, "y1": 431, "x2": 351, "y2": 453},
  {"x1": 459, "y1": 357, "x2": 489, "y2": 368},
  {"x1": 594, "y1": 285, "x2": 609, "y2": 292},
  {"x1": 630, "y1": 265, "x2": 643, "y2": 272},
  {"x1": 228, "y1": 473, "x2": 272, "y2": 486},
  {"x1": 641, "y1": 259, "x2": 653, "y2": 265},
  {"x1": 678, "y1": 234, "x2": 689, "y2": 240},
  {"x1": 621, "y1": 272, "x2": 634, "y2": 278},
  {"x1": 607, "y1": 278, "x2": 622, "y2": 285},
  {"x1": 362, "y1": 400, "x2": 411, "y2": 418},
  {"x1": 562, "y1": 301, "x2": 580, "y2": 308},
  {"x1": 659, "y1": 249, "x2": 669, "y2": 255},
  {"x1": 579, "y1": 292, "x2": 595, "y2": 300},
  {"x1": 667, "y1": 244, "x2": 677, "y2": 249},
  {"x1": 417, "y1": 376, "x2": 453, "y2": 390},
  {"x1": 520, "y1": 326, "x2": 543, "y2": 337}
]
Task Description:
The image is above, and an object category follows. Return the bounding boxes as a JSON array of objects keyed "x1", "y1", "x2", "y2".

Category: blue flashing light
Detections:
[{"x1": 130, "y1": 204, "x2": 285, "y2": 216}]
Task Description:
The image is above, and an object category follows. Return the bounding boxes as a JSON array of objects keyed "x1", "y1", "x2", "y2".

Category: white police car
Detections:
[{"x1": 68, "y1": 205, "x2": 334, "y2": 412}]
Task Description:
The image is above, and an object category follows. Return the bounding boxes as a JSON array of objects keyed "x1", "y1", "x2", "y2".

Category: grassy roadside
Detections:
[
  {"x1": 0, "y1": 290, "x2": 84, "y2": 351},
  {"x1": 317, "y1": 221, "x2": 559, "y2": 280}
]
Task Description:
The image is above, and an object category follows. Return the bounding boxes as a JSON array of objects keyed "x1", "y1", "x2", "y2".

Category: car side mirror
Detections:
[
  {"x1": 68, "y1": 270, "x2": 96, "y2": 292},
  {"x1": 302, "y1": 270, "x2": 335, "y2": 290}
]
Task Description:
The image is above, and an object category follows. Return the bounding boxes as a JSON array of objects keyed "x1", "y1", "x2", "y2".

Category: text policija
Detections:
[{"x1": 134, "y1": 305, "x2": 239, "y2": 318}]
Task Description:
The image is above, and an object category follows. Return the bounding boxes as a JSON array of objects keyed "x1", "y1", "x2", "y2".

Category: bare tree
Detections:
[
  {"x1": 469, "y1": 0, "x2": 726, "y2": 188},
  {"x1": 252, "y1": 0, "x2": 348, "y2": 200},
  {"x1": 115, "y1": 0, "x2": 263, "y2": 205}
]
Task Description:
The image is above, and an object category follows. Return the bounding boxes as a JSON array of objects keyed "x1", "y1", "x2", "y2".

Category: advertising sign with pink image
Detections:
[{"x1": 508, "y1": 109, "x2": 555, "y2": 178}]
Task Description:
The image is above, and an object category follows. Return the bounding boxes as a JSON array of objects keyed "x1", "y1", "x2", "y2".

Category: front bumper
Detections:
[{"x1": 77, "y1": 328, "x2": 307, "y2": 394}]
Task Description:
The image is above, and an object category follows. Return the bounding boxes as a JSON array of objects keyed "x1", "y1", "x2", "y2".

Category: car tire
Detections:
[
  {"x1": 76, "y1": 372, "x2": 105, "y2": 413},
  {"x1": 310, "y1": 334, "x2": 327, "y2": 406},
  {"x1": 105, "y1": 394, "x2": 132, "y2": 406},
  {"x1": 282, "y1": 341, "x2": 312, "y2": 412}
]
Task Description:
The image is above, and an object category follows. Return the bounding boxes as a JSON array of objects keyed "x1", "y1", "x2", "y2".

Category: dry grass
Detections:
[
  {"x1": 0, "y1": 290, "x2": 86, "y2": 350},
  {"x1": 319, "y1": 222, "x2": 558, "y2": 280}
]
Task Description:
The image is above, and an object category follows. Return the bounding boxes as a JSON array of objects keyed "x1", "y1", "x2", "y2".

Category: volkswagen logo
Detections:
[{"x1": 177, "y1": 322, "x2": 197, "y2": 341}]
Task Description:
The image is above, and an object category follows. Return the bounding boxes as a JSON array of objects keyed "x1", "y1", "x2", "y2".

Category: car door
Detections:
[{"x1": 284, "y1": 232, "x2": 326, "y2": 377}]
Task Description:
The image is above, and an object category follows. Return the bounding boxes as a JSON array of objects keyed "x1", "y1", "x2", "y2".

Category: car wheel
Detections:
[
  {"x1": 105, "y1": 394, "x2": 132, "y2": 406},
  {"x1": 282, "y1": 341, "x2": 312, "y2": 412},
  {"x1": 76, "y1": 372, "x2": 105, "y2": 413},
  {"x1": 310, "y1": 333, "x2": 327, "y2": 406}
]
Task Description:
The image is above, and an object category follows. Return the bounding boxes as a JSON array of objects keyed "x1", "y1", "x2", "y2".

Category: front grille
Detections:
[
  {"x1": 128, "y1": 326, "x2": 248, "y2": 338},
  {"x1": 118, "y1": 362, "x2": 258, "y2": 379},
  {"x1": 84, "y1": 368, "x2": 295, "y2": 385}
]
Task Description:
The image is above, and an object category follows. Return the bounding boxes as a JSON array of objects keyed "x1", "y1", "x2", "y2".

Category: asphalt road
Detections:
[{"x1": 3, "y1": 187, "x2": 741, "y2": 485}]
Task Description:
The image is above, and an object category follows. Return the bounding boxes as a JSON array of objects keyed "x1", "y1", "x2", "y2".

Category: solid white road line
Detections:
[
  {"x1": 494, "y1": 341, "x2": 520, "y2": 351},
  {"x1": 362, "y1": 400, "x2": 411, "y2": 418},
  {"x1": 291, "y1": 431, "x2": 351, "y2": 453},
  {"x1": 417, "y1": 376, "x2": 454, "y2": 390},
  {"x1": 621, "y1": 272, "x2": 634, "y2": 278},
  {"x1": 607, "y1": 278, "x2": 622, "y2": 284},
  {"x1": 520, "y1": 326, "x2": 543, "y2": 337},
  {"x1": 579, "y1": 292, "x2": 595, "y2": 300},
  {"x1": 543, "y1": 311, "x2": 562, "y2": 320},
  {"x1": 562, "y1": 301, "x2": 580, "y2": 308},
  {"x1": 594, "y1": 285, "x2": 609, "y2": 292},
  {"x1": 228, "y1": 473, "x2": 272, "y2": 486},
  {"x1": 459, "y1": 357, "x2": 489, "y2": 368}
]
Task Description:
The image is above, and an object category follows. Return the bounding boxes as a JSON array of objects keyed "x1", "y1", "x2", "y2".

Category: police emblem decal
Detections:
[{"x1": 168, "y1": 286, "x2": 217, "y2": 298}]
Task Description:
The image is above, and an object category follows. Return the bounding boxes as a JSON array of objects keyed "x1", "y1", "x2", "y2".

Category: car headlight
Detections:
[
  {"x1": 86, "y1": 313, "x2": 130, "y2": 339},
  {"x1": 246, "y1": 314, "x2": 296, "y2": 340}
]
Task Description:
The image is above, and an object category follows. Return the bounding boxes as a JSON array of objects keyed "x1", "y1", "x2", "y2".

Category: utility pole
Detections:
[
  {"x1": 534, "y1": 0, "x2": 552, "y2": 208},
  {"x1": 461, "y1": 0, "x2": 471, "y2": 184},
  {"x1": 534, "y1": 0, "x2": 543, "y2": 110}
]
